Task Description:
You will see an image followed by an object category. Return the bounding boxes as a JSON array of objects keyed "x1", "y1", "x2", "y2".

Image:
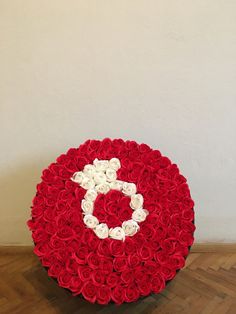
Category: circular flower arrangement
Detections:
[{"x1": 27, "y1": 138, "x2": 195, "y2": 305}]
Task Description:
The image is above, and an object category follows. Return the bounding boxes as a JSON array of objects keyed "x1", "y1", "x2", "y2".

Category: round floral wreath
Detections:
[{"x1": 27, "y1": 138, "x2": 195, "y2": 305}]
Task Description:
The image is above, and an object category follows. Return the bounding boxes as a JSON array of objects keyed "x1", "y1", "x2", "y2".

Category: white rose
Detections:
[
  {"x1": 109, "y1": 227, "x2": 125, "y2": 241},
  {"x1": 132, "y1": 208, "x2": 148, "y2": 222},
  {"x1": 81, "y1": 199, "x2": 94, "y2": 214},
  {"x1": 84, "y1": 189, "x2": 97, "y2": 202},
  {"x1": 93, "y1": 171, "x2": 107, "y2": 185},
  {"x1": 109, "y1": 158, "x2": 121, "y2": 171},
  {"x1": 105, "y1": 168, "x2": 117, "y2": 182},
  {"x1": 95, "y1": 183, "x2": 110, "y2": 194},
  {"x1": 83, "y1": 164, "x2": 96, "y2": 178},
  {"x1": 109, "y1": 180, "x2": 124, "y2": 191},
  {"x1": 80, "y1": 176, "x2": 95, "y2": 189},
  {"x1": 93, "y1": 158, "x2": 109, "y2": 172},
  {"x1": 122, "y1": 182, "x2": 137, "y2": 196},
  {"x1": 94, "y1": 223, "x2": 109, "y2": 239},
  {"x1": 130, "y1": 194, "x2": 144, "y2": 210},
  {"x1": 71, "y1": 171, "x2": 84, "y2": 184},
  {"x1": 83, "y1": 214, "x2": 99, "y2": 228},
  {"x1": 122, "y1": 220, "x2": 139, "y2": 236}
]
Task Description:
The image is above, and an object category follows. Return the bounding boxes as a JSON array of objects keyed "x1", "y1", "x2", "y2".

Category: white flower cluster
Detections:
[{"x1": 71, "y1": 157, "x2": 149, "y2": 241}]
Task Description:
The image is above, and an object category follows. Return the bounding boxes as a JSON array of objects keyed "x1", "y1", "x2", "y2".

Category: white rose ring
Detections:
[{"x1": 71, "y1": 158, "x2": 149, "y2": 241}]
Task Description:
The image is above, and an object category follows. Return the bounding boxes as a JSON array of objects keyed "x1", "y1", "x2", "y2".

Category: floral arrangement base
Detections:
[{"x1": 27, "y1": 138, "x2": 195, "y2": 305}]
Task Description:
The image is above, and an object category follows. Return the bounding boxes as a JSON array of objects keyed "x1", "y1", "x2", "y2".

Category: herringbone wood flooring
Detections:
[{"x1": 0, "y1": 247, "x2": 236, "y2": 314}]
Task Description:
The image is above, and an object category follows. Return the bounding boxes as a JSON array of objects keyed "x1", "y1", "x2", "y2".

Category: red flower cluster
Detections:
[{"x1": 27, "y1": 138, "x2": 195, "y2": 304}]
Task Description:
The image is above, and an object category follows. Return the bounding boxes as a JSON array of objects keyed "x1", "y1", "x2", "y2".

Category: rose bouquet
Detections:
[{"x1": 27, "y1": 138, "x2": 195, "y2": 304}]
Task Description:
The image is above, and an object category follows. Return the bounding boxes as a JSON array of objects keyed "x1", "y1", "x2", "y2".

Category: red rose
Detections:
[
  {"x1": 72, "y1": 246, "x2": 89, "y2": 265},
  {"x1": 41, "y1": 254, "x2": 57, "y2": 267},
  {"x1": 155, "y1": 225, "x2": 167, "y2": 240},
  {"x1": 111, "y1": 285, "x2": 125, "y2": 304},
  {"x1": 36, "y1": 181, "x2": 48, "y2": 195},
  {"x1": 56, "y1": 154, "x2": 71, "y2": 165},
  {"x1": 55, "y1": 200, "x2": 68, "y2": 214},
  {"x1": 117, "y1": 207, "x2": 132, "y2": 221},
  {"x1": 151, "y1": 274, "x2": 165, "y2": 293},
  {"x1": 181, "y1": 221, "x2": 196, "y2": 233},
  {"x1": 87, "y1": 252, "x2": 100, "y2": 269},
  {"x1": 160, "y1": 266, "x2": 176, "y2": 281},
  {"x1": 43, "y1": 207, "x2": 56, "y2": 222},
  {"x1": 127, "y1": 162, "x2": 143, "y2": 181},
  {"x1": 66, "y1": 147, "x2": 78, "y2": 158},
  {"x1": 179, "y1": 230, "x2": 194, "y2": 246},
  {"x1": 134, "y1": 268, "x2": 149, "y2": 284},
  {"x1": 127, "y1": 254, "x2": 141, "y2": 268},
  {"x1": 137, "y1": 280, "x2": 152, "y2": 296},
  {"x1": 97, "y1": 238, "x2": 112, "y2": 257},
  {"x1": 177, "y1": 183, "x2": 190, "y2": 198},
  {"x1": 124, "y1": 284, "x2": 140, "y2": 302},
  {"x1": 96, "y1": 285, "x2": 111, "y2": 304},
  {"x1": 64, "y1": 161, "x2": 78, "y2": 173},
  {"x1": 78, "y1": 266, "x2": 92, "y2": 281},
  {"x1": 140, "y1": 223, "x2": 156, "y2": 240},
  {"x1": 32, "y1": 196, "x2": 44, "y2": 211},
  {"x1": 81, "y1": 228, "x2": 94, "y2": 245},
  {"x1": 70, "y1": 276, "x2": 83, "y2": 295},
  {"x1": 41, "y1": 169, "x2": 56, "y2": 183},
  {"x1": 175, "y1": 242, "x2": 189, "y2": 257},
  {"x1": 56, "y1": 225, "x2": 75, "y2": 240},
  {"x1": 138, "y1": 246, "x2": 153, "y2": 261},
  {"x1": 74, "y1": 187, "x2": 86, "y2": 199},
  {"x1": 33, "y1": 242, "x2": 49, "y2": 257},
  {"x1": 87, "y1": 235, "x2": 99, "y2": 251},
  {"x1": 169, "y1": 254, "x2": 185, "y2": 270},
  {"x1": 149, "y1": 239, "x2": 161, "y2": 251},
  {"x1": 88, "y1": 140, "x2": 101, "y2": 152},
  {"x1": 106, "y1": 189, "x2": 122, "y2": 203},
  {"x1": 113, "y1": 256, "x2": 128, "y2": 272},
  {"x1": 82, "y1": 281, "x2": 97, "y2": 303},
  {"x1": 160, "y1": 238, "x2": 177, "y2": 255},
  {"x1": 49, "y1": 236, "x2": 65, "y2": 250},
  {"x1": 124, "y1": 237, "x2": 137, "y2": 255},
  {"x1": 121, "y1": 269, "x2": 134, "y2": 285},
  {"x1": 65, "y1": 259, "x2": 79, "y2": 275},
  {"x1": 139, "y1": 143, "x2": 151, "y2": 153},
  {"x1": 48, "y1": 260, "x2": 63, "y2": 277},
  {"x1": 109, "y1": 240, "x2": 125, "y2": 257},
  {"x1": 106, "y1": 214, "x2": 121, "y2": 228},
  {"x1": 54, "y1": 247, "x2": 72, "y2": 263},
  {"x1": 182, "y1": 208, "x2": 194, "y2": 221},
  {"x1": 58, "y1": 189, "x2": 74, "y2": 203},
  {"x1": 154, "y1": 251, "x2": 170, "y2": 265},
  {"x1": 167, "y1": 225, "x2": 181, "y2": 238},
  {"x1": 32, "y1": 228, "x2": 49, "y2": 243},
  {"x1": 182, "y1": 198, "x2": 195, "y2": 210},
  {"x1": 58, "y1": 270, "x2": 72, "y2": 288},
  {"x1": 99, "y1": 257, "x2": 113, "y2": 274},
  {"x1": 143, "y1": 260, "x2": 159, "y2": 275},
  {"x1": 106, "y1": 272, "x2": 120, "y2": 287},
  {"x1": 91, "y1": 269, "x2": 106, "y2": 285},
  {"x1": 159, "y1": 211, "x2": 171, "y2": 226}
]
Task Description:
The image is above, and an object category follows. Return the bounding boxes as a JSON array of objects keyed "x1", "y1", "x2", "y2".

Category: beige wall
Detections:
[{"x1": 0, "y1": 1, "x2": 236, "y2": 245}]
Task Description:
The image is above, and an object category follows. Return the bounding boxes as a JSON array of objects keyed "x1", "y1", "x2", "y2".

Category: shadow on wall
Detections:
[{"x1": 0, "y1": 157, "x2": 55, "y2": 245}]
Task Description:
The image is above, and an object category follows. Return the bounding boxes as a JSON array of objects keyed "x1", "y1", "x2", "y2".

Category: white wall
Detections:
[{"x1": 0, "y1": 0, "x2": 236, "y2": 245}]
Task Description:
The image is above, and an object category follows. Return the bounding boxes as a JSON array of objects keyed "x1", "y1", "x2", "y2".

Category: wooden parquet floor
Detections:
[{"x1": 0, "y1": 248, "x2": 236, "y2": 314}]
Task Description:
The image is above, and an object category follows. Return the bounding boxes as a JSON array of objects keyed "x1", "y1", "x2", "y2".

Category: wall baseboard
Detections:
[
  {"x1": 0, "y1": 243, "x2": 236, "y2": 254},
  {"x1": 191, "y1": 243, "x2": 236, "y2": 253}
]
